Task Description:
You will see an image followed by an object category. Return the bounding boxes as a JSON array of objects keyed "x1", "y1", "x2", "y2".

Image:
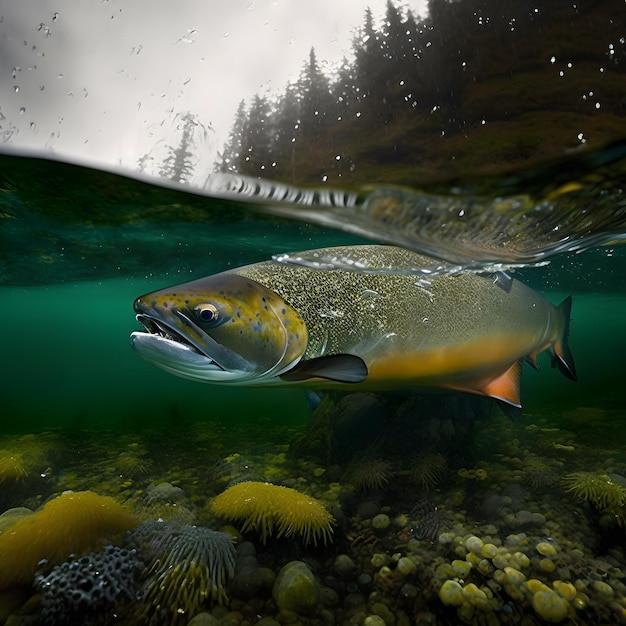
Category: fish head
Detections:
[{"x1": 130, "y1": 272, "x2": 308, "y2": 383}]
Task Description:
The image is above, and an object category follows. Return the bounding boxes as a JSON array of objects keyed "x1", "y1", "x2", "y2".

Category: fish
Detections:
[{"x1": 130, "y1": 245, "x2": 577, "y2": 407}]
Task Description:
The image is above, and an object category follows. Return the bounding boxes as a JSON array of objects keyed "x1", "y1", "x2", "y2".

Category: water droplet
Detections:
[
  {"x1": 19, "y1": 107, "x2": 25, "y2": 115},
  {"x1": 13, "y1": 85, "x2": 19, "y2": 93},
  {"x1": 57, "y1": 73, "x2": 63, "y2": 79},
  {"x1": 30, "y1": 122, "x2": 36, "y2": 130}
]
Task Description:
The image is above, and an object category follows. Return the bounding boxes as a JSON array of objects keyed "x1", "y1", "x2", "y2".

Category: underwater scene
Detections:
[{"x1": 1, "y1": 1, "x2": 626, "y2": 625}]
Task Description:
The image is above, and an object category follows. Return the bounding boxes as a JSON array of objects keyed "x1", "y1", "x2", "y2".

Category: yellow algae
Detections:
[{"x1": 211, "y1": 481, "x2": 333, "y2": 546}]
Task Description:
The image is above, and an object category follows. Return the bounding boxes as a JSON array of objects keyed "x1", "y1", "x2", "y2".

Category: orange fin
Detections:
[
  {"x1": 447, "y1": 360, "x2": 523, "y2": 407},
  {"x1": 525, "y1": 354, "x2": 539, "y2": 370},
  {"x1": 480, "y1": 360, "x2": 523, "y2": 407},
  {"x1": 552, "y1": 296, "x2": 577, "y2": 381}
]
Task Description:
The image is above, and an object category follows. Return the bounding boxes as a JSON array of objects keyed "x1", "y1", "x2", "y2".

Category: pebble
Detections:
[
  {"x1": 364, "y1": 616, "x2": 386, "y2": 626},
  {"x1": 334, "y1": 554, "x2": 356, "y2": 579},
  {"x1": 187, "y1": 613, "x2": 220, "y2": 626},
  {"x1": 372, "y1": 513, "x2": 391, "y2": 531},
  {"x1": 272, "y1": 561, "x2": 320, "y2": 614},
  {"x1": 536, "y1": 541, "x2": 557, "y2": 557}
]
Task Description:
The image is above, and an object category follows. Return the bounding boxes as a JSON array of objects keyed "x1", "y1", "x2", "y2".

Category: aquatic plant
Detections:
[
  {"x1": 344, "y1": 458, "x2": 395, "y2": 492},
  {"x1": 35, "y1": 545, "x2": 143, "y2": 626},
  {"x1": 0, "y1": 490, "x2": 137, "y2": 588},
  {"x1": 211, "y1": 481, "x2": 334, "y2": 546},
  {"x1": 411, "y1": 454, "x2": 447, "y2": 493},
  {"x1": 562, "y1": 472, "x2": 626, "y2": 523},
  {"x1": 522, "y1": 462, "x2": 558, "y2": 490},
  {"x1": 115, "y1": 452, "x2": 151, "y2": 479},
  {"x1": 0, "y1": 452, "x2": 28, "y2": 485},
  {"x1": 127, "y1": 521, "x2": 236, "y2": 623}
]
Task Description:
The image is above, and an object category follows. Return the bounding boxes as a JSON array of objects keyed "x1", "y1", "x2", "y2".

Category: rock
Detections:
[
  {"x1": 371, "y1": 513, "x2": 390, "y2": 532},
  {"x1": 333, "y1": 554, "x2": 356, "y2": 579},
  {"x1": 230, "y1": 564, "x2": 264, "y2": 600},
  {"x1": 272, "y1": 561, "x2": 320, "y2": 615},
  {"x1": 187, "y1": 613, "x2": 220, "y2": 626}
]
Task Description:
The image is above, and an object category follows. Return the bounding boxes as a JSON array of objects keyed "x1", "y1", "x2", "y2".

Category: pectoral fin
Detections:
[{"x1": 280, "y1": 354, "x2": 368, "y2": 383}]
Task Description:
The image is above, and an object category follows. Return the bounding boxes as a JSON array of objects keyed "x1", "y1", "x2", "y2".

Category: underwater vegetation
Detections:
[
  {"x1": 35, "y1": 545, "x2": 143, "y2": 626},
  {"x1": 114, "y1": 452, "x2": 152, "y2": 479},
  {"x1": 0, "y1": 453, "x2": 27, "y2": 485},
  {"x1": 521, "y1": 461, "x2": 559, "y2": 491},
  {"x1": 211, "y1": 481, "x2": 334, "y2": 546},
  {"x1": 127, "y1": 520, "x2": 236, "y2": 624},
  {"x1": 344, "y1": 457, "x2": 395, "y2": 493},
  {"x1": 562, "y1": 471, "x2": 626, "y2": 525},
  {"x1": 410, "y1": 454, "x2": 448, "y2": 493},
  {"x1": 0, "y1": 490, "x2": 136, "y2": 588}
]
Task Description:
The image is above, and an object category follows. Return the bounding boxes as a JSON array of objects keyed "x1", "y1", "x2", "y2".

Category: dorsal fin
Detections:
[{"x1": 280, "y1": 354, "x2": 368, "y2": 383}]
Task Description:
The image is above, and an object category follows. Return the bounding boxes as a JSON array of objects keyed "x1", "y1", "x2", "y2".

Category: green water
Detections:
[
  {"x1": 1, "y1": 154, "x2": 626, "y2": 625},
  {"x1": 2, "y1": 280, "x2": 624, "y2": 433}
]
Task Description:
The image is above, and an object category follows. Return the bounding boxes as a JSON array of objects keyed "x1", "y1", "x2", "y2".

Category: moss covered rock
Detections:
[{"x1": 272, "y1": 561, "x2": 320, "y2": 615}]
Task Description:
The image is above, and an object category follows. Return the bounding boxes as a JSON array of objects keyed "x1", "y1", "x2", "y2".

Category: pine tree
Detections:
[
  {"x1": 218, "y1": 100, "x2": 248, "y2": 173},
  {"x1": 158, "y1": 112, "x2": 203, "y2": 183},
  {"x1": 297, "y1": 48, "x2": 332, "y2": 141}
]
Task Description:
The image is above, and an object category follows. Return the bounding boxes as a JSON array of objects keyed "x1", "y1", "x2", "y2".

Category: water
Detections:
[
  {"x1": 1, "y1": 152, "x2": 626, "y2": 626},
  {"x1": 1, "y1": 1, "x2": 626, "y2": 624}
]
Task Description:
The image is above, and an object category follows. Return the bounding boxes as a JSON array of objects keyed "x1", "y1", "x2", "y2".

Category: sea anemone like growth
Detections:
[
  {"x1": 0, "y1": 490, "x2": 137, "y2": 588},
  {"x1": 522, "y1": 462, "x2": 558, "y2": 490},
  {"x1": 127, "y1": 521, "x2": 236, "y2": 624},
  {"x1": 0, "y1": 452, "x2": 28, "y2": 484},
  {"x1": 211, "y1": 481, "x2": 334, "y2": 546},
  {"x1": 115, "y1": 452, "x2": 151, "y2": 479},
  {"x1": 411, "y1": 454, "x2": 447, "y2": 493},
  {"x1": 562, "y1": 472, "x2": 626, "y2": 522},
  {"x1": 344, "y1": 458, "x2": 394, "y2": 492}
]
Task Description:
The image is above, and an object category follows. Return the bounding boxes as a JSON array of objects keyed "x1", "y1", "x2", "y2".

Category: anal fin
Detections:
[{"x1": 481, "y1": 360, "x2": 523, "y2": 407}]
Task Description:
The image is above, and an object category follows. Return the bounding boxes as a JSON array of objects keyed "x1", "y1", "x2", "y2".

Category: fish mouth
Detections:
[
  {"x1": 135, "y1": 314, "x2": 204, "y2": 355},
  {"x1": 132, "y1": 313, "x2": 224, "y2": 371}
]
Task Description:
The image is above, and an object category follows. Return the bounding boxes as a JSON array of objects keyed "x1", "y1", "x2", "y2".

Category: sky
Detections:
[{"x1": 0, "y1": 0, "x2": 427, "y2": 179}]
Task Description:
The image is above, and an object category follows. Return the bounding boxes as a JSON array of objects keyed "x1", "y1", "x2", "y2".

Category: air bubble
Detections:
[{"x1": 19, "y1": 107, "x2": 25, "y2": 115}]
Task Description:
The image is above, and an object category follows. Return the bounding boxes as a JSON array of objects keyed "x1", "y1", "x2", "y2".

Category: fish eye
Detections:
[{"x1": 194, "y1": 303, "x2": 219, "y2": 323}]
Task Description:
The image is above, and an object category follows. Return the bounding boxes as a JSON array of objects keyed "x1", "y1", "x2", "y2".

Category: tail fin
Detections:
[{"x1": 552, "y1": 296, "x2": 577, "y2": 381}]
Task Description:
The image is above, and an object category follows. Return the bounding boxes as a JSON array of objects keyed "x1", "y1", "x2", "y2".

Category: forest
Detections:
[{"x1": 213, "y1": 0, "x2": 626, "y2": 187}]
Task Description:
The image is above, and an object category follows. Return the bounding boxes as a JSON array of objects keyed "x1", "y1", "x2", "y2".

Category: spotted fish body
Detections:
[{"x1": 131, "y1": 245, "x2": 576, "y2": 406}]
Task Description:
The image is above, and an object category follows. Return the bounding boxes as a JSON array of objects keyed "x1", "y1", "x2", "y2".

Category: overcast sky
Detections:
[{"x1": 0, "y1": 1, "x2": 427, "y2": 178}]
